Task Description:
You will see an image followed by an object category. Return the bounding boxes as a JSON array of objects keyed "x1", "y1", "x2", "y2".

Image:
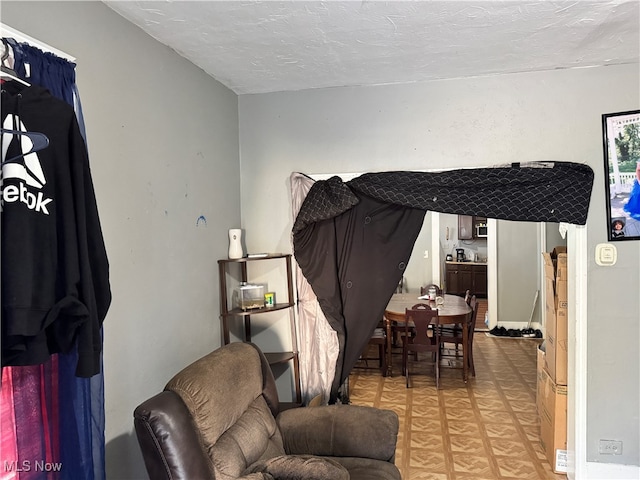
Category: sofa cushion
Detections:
[
  {"x1": 277, "y1": 405, "x2": 398, "y2": 462},
  {"x1": 212, "y1": 396, "x2": 285, "y2": 479},
  {"x1": 245, "y1": 454, "x2": 350, "y2": 480}
]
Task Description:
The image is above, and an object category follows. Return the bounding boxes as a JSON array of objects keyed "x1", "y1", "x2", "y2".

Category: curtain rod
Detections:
[{"x1": 1, "y1": 23, "x2": 75, "y2": 62}]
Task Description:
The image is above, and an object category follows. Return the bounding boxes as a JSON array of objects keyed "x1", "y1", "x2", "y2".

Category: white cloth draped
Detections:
[{"x1": 289, "y1": 172, "x2": 339, "y2": 405}]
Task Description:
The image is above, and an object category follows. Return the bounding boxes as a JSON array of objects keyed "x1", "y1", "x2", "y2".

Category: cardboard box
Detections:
[
  {"x1": 555, "y1": 294, "x2": 568, "y2": 312},
  {"x1": 555, "y1": 279, "x2": 568, "y2": 303},
  {"x1": 541, "y1": 248, "x2": 568, "y2": 385},
  {"x1": 544, "y1": 276, "x2": 555, "y2": 322},
  {"x1": 555, "y1": 253, "x2": 568, "y2": 297},
  {"x1": 551, "y1": 246, "x2": 567, "y2": 270},
  {"x1": 542, "y1": 252, "x2": 555, "y2": 281},
  {"x1": 545, "y1": 305, "x2": 567, "y2": 385},
  {"x1": 538, "y1": 346, "x2": 568, "y2": 474},
  {"x1": 543, "y1": 253, "x2": 556, "y2": 333}
]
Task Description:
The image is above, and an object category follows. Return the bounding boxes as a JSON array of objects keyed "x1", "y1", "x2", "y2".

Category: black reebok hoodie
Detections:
[{"x1": 1, "y1": 81, "x2": 111, "y2": 376}]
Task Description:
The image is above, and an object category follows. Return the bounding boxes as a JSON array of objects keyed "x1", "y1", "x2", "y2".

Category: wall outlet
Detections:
[
  {"x1": 423, "y1": 250, "x2": 429, "y2": 259},
  {"x1": 599, "y1": 439, "x2": 623, "y2": 455}
]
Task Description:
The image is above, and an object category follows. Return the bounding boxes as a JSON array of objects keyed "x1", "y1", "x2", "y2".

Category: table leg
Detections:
[{"x1": 462, "y1": 325, "x2": 468, "y2": 382}]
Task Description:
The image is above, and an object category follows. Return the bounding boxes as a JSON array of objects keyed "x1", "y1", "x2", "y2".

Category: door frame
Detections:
[
  {"x1": 568, "y1": 224, "x2": 587, "y2": 479},
  {"x1": 310, "y1": 173, "x2": 587, "y2": 476},
  {"x1": 431, "y1": 217, "x2": 586, "y2": 478}
]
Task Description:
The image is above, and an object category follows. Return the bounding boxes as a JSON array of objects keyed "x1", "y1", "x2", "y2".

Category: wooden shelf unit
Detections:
[{"x1": 218, "y1": 253, "x2": 301, "y2": 403}]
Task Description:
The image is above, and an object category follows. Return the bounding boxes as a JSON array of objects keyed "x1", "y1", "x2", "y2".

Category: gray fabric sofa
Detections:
[{"x1": 133, "y1": 342, "x2": 402, "y2": 479}]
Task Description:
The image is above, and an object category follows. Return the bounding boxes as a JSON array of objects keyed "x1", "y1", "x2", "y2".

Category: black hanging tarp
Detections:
[{"x1": 292, "y1": 162, "x2": 593, "y2": 402}]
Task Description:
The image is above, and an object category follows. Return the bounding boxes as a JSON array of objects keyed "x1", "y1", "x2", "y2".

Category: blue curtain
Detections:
[{"x1": 1, "y1": 40, "x2": 105, "y2": 480}]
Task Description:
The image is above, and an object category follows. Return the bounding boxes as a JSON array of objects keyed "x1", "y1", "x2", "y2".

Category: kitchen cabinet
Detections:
[
  {"x1": 472, "y1": 266, "x2": 488, "y2": 297},
  {"x1": 458, "y1": 215, "x2": 474, "y2": 240},
  {"x1": 445, "y1": 262, "x2": 487, "y2": 297},
  {"x1": 446, "y1": 263, "x2": 472, "y2": 294},
  {"x1": 445, "y1": 266, "x2": 457, "y2": 294},
  {"x1": 218, "y1": 254, "x2": 301, "y2": 403},
  {"x1": 458, "y1": 215, "x2": 488, "y2": 239}
]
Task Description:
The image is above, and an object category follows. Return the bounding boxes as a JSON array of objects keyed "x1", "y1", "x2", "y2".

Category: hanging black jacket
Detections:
[{"x1": 1, "y1": 81, "x2": 111, "y2": 377}]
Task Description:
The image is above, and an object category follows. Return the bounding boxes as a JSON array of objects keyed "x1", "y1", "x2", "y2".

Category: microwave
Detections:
[{"x1": 475, "y1": 224, "x2": 488, "y2": 237}]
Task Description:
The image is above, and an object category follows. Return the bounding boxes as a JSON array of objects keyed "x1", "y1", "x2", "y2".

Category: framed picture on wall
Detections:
[{"x1": 602, "y1": 109, "x2": 640, "y2": 241}]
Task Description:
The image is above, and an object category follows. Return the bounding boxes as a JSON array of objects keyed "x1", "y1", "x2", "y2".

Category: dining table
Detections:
[{"x1": 383, "y1": 293, "x2": 472, "y2": 380}]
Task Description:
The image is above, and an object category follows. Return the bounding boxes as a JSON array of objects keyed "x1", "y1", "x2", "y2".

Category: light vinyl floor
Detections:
[{"x1": 349, "y1": 333, "x2": 566, "y2": 480}]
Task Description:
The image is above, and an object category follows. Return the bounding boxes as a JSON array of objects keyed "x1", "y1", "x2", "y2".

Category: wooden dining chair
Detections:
[
  {"x1": 420, "y1": 283, "x2": 443, "y2": 296},
  {"x1": 466, "y1": 296, "x2": 480, "y2": 376},
  {"x1": 439, "y1": 295, "x2": 479, "y2": 377},
  {"x1": 439, "y1": 289, "x2": 471, "y2": 354},
  {"x1": 388, "y1": 276, "x2": 407, "y2": 348},
  {"x1": 402, "y1": 303, "x2": 441, "y2": 388},
  {"x1": 358, "y1": 322, "x2": 388, "y2": 376}
]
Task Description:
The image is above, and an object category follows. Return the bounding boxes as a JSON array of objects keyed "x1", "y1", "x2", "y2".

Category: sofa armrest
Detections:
[
  {"x1": 276, "y1": 405, "x2": 399, "y2": 462},
  {"x1": 133, "y1": 391, "x2": 212, "y2": 480}
]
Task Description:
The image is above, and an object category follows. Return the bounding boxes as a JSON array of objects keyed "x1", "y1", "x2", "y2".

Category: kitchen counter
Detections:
[{"x1": 445, "y1": 260, "x2": 487, "y2": 265}]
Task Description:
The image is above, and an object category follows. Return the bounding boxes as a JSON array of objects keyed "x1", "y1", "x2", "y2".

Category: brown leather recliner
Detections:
[{"x1": 133, "y1": 342, "x2": 401, "y2": 480}]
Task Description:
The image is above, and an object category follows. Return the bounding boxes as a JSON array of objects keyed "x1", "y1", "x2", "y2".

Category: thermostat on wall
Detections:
[{"x1": 595, "y1": 243, "x2": 617, "y2": 266}]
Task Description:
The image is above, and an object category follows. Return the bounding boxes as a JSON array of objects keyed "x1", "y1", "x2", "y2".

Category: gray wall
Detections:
[
  {"x1": 2, "y1": 2, "x2": 239, "y2": 478},
  {"x1": 546, "y1": 223, "x2": 567, "y2": 251},
  {"x1": 496, "y1": 220, "x2": 540, "y2": 325},
  {"x1": 239, "y1": 65, "x2": 640, "y2": 467}
]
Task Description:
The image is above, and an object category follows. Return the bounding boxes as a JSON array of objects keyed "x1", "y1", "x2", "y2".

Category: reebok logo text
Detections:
[
  {"x1": 2, "y1": 182, "x2": 52, "y2": 214},
  {"x1": 1, "y1": 114, "x2": 53, "y2": 215}
]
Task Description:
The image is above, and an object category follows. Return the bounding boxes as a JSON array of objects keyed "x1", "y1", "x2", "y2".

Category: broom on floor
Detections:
[{"x1": 522, "y1": 290, "x2": 539, "y2": 338}]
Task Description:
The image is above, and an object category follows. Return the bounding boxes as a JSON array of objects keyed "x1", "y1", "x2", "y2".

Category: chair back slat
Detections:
[
  {"x1": 420, "y1": 284, "x2": 443, "y2": 296},
  {"x1": 403, "y1": 303, "x2": 441, "y2": 388},
  {"x1": 468, "y1": 295, "x2": 479, "y2": 338},
  {"x1": 405, "y1": 303, "x2": 439, "y2": 346}
]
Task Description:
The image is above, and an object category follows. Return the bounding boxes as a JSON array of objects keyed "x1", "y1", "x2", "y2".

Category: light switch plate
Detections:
[{"x1": 595, "y1": 243, "x2": 617, "y2": 266}]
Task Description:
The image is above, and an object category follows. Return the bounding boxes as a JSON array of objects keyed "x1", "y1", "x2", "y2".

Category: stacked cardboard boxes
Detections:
[
  {"x1": 538, "y1": 246, "x2": 568, "y2": 473},
  {"x1": 543, "y1": 247, "x2": 568, "y2": 384},
  {"x1": 537, "y1": 347, "x2": 568, "y2": 473}
]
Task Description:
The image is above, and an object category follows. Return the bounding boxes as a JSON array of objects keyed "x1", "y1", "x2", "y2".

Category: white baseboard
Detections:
[{"x1": 584, "y1": 461, "x2": 640, "y2": 479}]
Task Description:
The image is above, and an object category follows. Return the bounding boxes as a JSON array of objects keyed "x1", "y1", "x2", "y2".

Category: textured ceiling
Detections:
[{"x1": 103, "y1": 1, "x2": 640, "y2": 95}]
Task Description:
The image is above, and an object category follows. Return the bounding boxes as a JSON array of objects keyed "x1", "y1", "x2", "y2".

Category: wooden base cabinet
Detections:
[
  {"x1": 472, "y1": 266, "x2": 488, "y2": 297},
  {"x1": 218, "y1": 254, "x2": 301, "y2": 403},
  {"x1": 445, "y1": 262, "x2": 487, "y2": 297}
]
